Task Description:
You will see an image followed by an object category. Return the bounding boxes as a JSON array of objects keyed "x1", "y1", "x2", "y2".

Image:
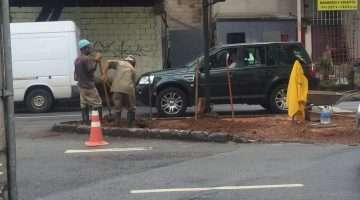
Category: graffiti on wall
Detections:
[{"x1": 93, "y1": 40, "x2": 147, "y2": 58}]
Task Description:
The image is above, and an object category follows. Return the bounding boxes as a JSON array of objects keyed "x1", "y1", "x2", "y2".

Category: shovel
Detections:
[{"x1": 97, "y1": 62, "x2": 112, "y2": 118}]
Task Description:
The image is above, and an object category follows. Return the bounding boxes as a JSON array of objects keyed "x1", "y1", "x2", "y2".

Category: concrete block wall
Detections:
[
  {"x1": 10, "y1": 7, "x2": 164, "y2": 76},
  {"x1": 165, "y1": 0, "x2": 202, "y2": 30}
]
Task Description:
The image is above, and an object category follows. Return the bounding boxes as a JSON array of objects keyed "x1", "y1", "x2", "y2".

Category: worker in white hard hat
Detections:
[{"x1": 103, "y1": 55, "x2": 137, "y2": 127}]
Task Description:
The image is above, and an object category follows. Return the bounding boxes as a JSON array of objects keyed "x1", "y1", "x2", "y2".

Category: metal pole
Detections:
[
  {"x1": 202, "y1": 0, "x2": 211, "y2": 112},
  {"x1": 148, "y1": 76, "x2": 153, "y2": 125},
  {"x1": 1, "y1": 0, "x2": 17, "y2": 199},
  {"x1": 194, "y1": 62, "x2": 200, "y2": 120},
  {"x1": 297, "y1": 0, "x2": 302, "y2": 42},
  {"x1": 226, "y1": 68, "x2": 234, "y2": 119}
]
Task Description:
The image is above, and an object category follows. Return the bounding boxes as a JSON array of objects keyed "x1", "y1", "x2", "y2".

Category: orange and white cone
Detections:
[{"x1": 85, "y1": 110, "x2": 109, "y2": 147}]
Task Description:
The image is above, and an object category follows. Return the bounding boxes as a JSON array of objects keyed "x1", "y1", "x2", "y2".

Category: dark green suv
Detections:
[{"x1": 136, "y1": 42, "x2": 319, "y2": 117}]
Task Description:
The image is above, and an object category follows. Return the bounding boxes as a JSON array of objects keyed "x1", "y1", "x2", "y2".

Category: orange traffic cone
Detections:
[{"x1": 85, "y1": 110, "x2": 109, "y2": 147}]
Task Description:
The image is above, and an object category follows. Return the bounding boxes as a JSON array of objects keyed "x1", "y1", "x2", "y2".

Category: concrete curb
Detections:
[{"x1": 52, "y1": 123, "x2": 254, "y2": 144}]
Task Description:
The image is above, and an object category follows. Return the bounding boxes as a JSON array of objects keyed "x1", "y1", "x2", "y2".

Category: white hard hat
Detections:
[{"x1": 124, "y1": 55, "x2": 136, "y2": 62}]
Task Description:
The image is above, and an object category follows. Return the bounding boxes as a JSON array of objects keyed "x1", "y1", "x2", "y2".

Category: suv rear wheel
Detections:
[
  {"x1": 156, "y1": 87, "x2": 187, "y2": 117},
  {"x1": 269, "y1": 84, "x2": 287, "y2": 113}
]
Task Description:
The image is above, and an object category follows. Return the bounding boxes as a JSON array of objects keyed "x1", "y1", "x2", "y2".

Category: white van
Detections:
[{"x1": 10, "y1": 21, "x2": 79, "y2": 112}]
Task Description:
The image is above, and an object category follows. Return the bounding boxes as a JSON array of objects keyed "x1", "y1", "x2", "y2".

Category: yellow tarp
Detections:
[{"x1": 286, "y1": 60, "x2": 308, "y2": 119}]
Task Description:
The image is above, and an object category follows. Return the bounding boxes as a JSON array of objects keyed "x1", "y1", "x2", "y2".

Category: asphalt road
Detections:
[{"x1": 14, "y1": 103, "x2": 360, "y2": 200}]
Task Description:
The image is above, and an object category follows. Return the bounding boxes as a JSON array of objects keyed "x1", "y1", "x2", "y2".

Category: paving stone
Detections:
[
  {"x1": 232, "y1": 135, "x2": 251, "y2": 143},
  {"x1": 127, "y1": 128, "x2": 147, "y2": 138},
  {"x1": 190, "y1": 131, "x2": 210, "y2": 142},
  {"x1": 208, "y1": 132, "x2": 229, "y2": 143}
]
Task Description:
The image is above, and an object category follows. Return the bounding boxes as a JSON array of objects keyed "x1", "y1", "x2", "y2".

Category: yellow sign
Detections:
[{"x1": 318, "y1": 0, "x2": 358, "y2": 11}]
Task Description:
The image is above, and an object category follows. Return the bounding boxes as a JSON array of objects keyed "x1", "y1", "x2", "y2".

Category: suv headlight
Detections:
[{"x1": 138, "y1": 75, "x2": 155, "y2": 85}]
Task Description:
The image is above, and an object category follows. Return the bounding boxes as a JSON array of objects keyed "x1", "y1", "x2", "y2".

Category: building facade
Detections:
[
  {"x1": 303, "y1": 0, "x2": 360, "y2": 83},
  {"x1": 165, "y1": 0, "x2": 203, "y2": 67},
  {"x1": 213, "y1": 0, "x2": 298, "y2": 44},
  {"x1": 9, "y1": 0, "x2": 165, "y2": 77}
]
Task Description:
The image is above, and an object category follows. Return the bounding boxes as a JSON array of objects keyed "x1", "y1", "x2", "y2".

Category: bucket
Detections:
[{"x1": 320, "y1": 106, "x2": 331, "y2": 124}]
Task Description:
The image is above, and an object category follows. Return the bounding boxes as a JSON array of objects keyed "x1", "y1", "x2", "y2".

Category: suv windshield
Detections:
[{"x1": 185, "y1": 55, "x2": 204, "y2": 68}]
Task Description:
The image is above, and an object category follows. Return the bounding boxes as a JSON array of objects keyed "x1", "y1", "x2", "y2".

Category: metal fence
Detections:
[{"x1": 310, "y1": 1, "x2": 360, "y2": 85}]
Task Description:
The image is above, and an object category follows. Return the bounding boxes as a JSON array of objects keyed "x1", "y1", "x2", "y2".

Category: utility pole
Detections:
[
  {"x1": 297, "y1": 0, "x2": 302, "y2": 42},
  {"x1": 202, "y1": 0, "x2": 211, "y2": 112},
  {"x1": 1, "y1": 0, "x2": 18, "y2": 199},
  {"x1": 202, "y1": 0, "x2": 225, "y2": 112}
]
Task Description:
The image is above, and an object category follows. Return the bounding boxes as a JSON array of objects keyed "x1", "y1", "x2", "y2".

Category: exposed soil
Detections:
[
  {"x1": 67, "y1": 113, "x2": 360, "y2": 145},
  {"x1": 148, "y1": 114, "x2": 360, "y2": 145}
]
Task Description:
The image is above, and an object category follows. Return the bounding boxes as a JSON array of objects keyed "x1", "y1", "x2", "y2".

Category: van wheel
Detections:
[
  {"x1": 25, "y1": 88, "x2": 53, "y2": 113},
  {"x1": 269, "y1": 84, "x2": 287, "y2": 113},
  {"x1": 156, "y1": 87, "x2": 187, "y2": 117}
]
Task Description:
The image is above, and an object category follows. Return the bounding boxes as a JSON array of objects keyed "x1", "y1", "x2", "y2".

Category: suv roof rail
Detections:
[{"x1": 216, "y1": 41, "x2": 301, "y2": 48}]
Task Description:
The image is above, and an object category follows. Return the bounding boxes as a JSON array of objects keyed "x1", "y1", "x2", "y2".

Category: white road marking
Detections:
[
  {"x1": 65, "y1": 147, "x2": 152, "y2": 154},
  {"x1": 15, "y1": 114, "x2": 80, "y2": 119},
  {"x1": 130, "y1": 184, "x2": 304, "y2": 194},
  {"x1": 0, "y1": 172, "x2": 3, "y2": 176}
]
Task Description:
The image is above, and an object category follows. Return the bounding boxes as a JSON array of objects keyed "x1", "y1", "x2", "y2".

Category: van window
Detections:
[
  {"x1": 242, "y1": 46, "x2": 265, "y2": 66},
  {"x1": 209, "y1": 48, "x2": 238, "y2": 69}
]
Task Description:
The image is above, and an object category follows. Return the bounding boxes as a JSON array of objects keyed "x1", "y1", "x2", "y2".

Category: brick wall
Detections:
[
  {"x1": 10, "y1": 7, "x2": 164, "y2": 76},
  {"x1": 165, "y1": 0, "x2": 202, "y2": 30}
]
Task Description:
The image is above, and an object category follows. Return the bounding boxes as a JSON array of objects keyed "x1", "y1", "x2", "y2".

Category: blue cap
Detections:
[{"x1": 78, "y1": 39, "x2": 91, "y2": 49}]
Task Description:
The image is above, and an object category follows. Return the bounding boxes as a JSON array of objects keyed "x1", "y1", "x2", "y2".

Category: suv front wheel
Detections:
[
  {"x1": 269, "y1": 84, "x2": 287, "y2": 113},
  {"x1": 156, "y1": 87, "x2": 188, "y2": 117}
]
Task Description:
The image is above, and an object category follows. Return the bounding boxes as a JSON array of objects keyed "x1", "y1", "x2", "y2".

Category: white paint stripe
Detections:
[
  {"x1": 16, "y1": 114, "x2": 80, "y2": 119},
  {"x1": 0, "y1": 172, "x2": 3, "y2": 176},
  {"x1": 130, "y1": 184, "x2": 304, "y2": 194},
  {"x1": 65, "y1": 147, "x2": 152, "y2": 154},
  {"x1": 91, "y1": 121, "x2": 101, "y2": 127}
]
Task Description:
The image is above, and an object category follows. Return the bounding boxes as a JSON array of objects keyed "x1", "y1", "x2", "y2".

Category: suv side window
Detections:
[
  {"x1": 281, "y1": 44, "x2": 310, "y2": 65},
  {"x1": 241, "y1": 46, "x2": 265, "y2": 67},
  {"x1": 266, "y1": 45, "x2": 281, "y2": 66},
  {"x1": 209, "y1": 48, "x2": 238, "y2": 69}
]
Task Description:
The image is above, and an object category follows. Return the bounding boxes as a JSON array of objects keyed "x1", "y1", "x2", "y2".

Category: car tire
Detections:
[
  {"x1": 269, "y1": 84, "x2": 287, "y2": 113},
  {"x1": 156, "y1": 87, "x2": 187, "y2": 117},
  {"x1": 25, "y1": 88, "x2": 53, "y2": 113}
]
